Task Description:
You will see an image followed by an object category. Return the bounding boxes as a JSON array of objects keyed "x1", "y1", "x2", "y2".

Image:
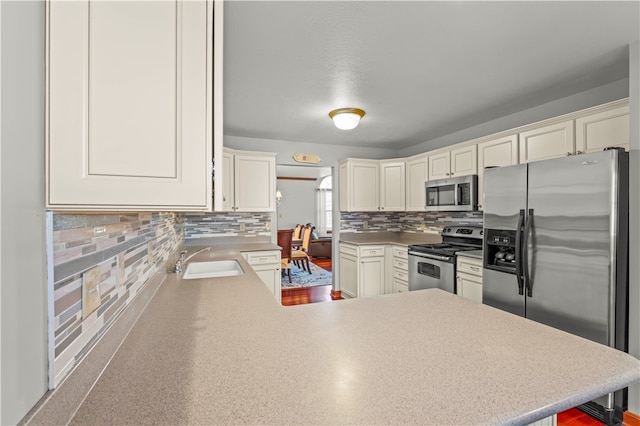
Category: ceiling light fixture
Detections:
[{"x1": 328, "y1": 108, "x2": 365, "y2": 130}]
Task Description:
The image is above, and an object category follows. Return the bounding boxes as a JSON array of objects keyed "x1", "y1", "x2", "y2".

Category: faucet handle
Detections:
[{"x1": 179, "y1": 250, "x2": 188, "y2": 260}]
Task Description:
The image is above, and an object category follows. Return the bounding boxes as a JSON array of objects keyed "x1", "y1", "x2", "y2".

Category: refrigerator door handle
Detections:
[
  {"x1": 515, "y1": 209, "x2": 525, "y2": 295},
  {"x1": 523, "y1": 208, "x2": 534, "y2": 297}
]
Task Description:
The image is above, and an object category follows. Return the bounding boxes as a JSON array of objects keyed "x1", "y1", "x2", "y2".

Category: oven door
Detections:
[{"x1": 408, "y1": 251, "x2": 455, "y2": 293}]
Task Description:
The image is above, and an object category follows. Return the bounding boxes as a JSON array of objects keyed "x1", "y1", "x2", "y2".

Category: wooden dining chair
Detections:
[
  {"x1": 291, "y1": 225, "x2": 312, "y2": 274},
  {"x1": 277, "y1": 229, "x2": 294, "y2": 283},
  {"x1": 292, "y1": 224, "x2": 303, "y2": 250}
]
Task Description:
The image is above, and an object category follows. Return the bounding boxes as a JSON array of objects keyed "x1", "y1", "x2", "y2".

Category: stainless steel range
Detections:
[{"x1": 408, "y1": 226, "x2": 483, "y2": 293}]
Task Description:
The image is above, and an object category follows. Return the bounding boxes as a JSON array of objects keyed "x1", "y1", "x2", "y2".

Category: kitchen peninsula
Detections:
[{"x1": 37, "y1": 248, "x2": 640, "y2": 425}]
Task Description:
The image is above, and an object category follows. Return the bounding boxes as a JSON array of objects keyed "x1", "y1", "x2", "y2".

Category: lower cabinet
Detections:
[
  {"x1": 339, "y1": 243, "x2": 385, "y2": 298},
  {"x1": 242, "y1": 250, "x2": 281, "y2": 303},
  {"x1": 456, "y1": 255, "x2": 483, "y2": 303},
  {"x1": 391, "y1": 246, "x2": 409, "y2": 293}
]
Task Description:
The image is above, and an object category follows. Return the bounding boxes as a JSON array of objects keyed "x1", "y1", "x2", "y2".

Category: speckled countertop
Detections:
[
  {"x1": 339, "y1": 231, "x2": 442, "y2": 246},
  {"x1": 68, "y1": 248, "x2": 640, "y2": 425}
]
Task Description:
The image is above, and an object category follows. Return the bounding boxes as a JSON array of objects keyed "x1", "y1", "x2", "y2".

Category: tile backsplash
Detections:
[
  {"x1": 51, "y1": 212, "x2": 182, "y2": 387},
  {"x1": 183, "y1": 212, "x2": 272, "y2": 240},
  {"x1": 340, "y1": 211, "x2": 483, "y2": 233}
]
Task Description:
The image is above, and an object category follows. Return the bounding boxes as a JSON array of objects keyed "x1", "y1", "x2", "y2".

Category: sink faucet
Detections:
[{"x1": 174, "y1": 247, "x2": 212, "y2": 273}]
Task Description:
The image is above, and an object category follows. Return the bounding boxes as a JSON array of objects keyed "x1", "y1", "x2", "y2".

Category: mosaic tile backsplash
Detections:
[
  {"x1": 51, "y1": 212, "x2": 183, "y2": 386},
  {"x1": 184, "y1": 212, "x2": 272, "y2": 239},
  {"x1": 340, "y1": 211, "x2": 484, "y2": 233}
]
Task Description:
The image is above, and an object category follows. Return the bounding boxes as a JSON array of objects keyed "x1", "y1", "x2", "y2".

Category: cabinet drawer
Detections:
[
  {"x1": 393, "y1": 268, "x2": 408, "y2": 282},
  {"x1": 243, "y1": 250, "x2": 280, "y2": 265},
  {"x1": 394, "y1": 279, "x2": 409, "y2": 293},
  {"x1": 339, "y1": 243, "x2": 357, "y2": 257},
  {"x1": 358, "y1": 246, "x2": 385, "y2": 257},
  {"x1": 457, "y1": 255, "x2": 483, "y2": 276},
  {"x1": 392, "y1": 246, "x2": 408, "y2": 259},
  {"x1": 393, "y1": 258, "x2": 408, "y2": 270}
]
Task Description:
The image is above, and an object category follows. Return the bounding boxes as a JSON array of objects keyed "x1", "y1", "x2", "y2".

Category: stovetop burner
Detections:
[{"x1": 408, "y1": 226, "x2": 483, "y2": 257}]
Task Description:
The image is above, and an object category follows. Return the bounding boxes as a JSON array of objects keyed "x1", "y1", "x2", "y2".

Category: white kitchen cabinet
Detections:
[
  {"x1": 47, "y1": 0, "x2": 217, "y2": 211},
  {"x1": 519, "y1": 120, "x2": 574, "y2": 164},
  {"x1": 339, "y1": 158, "x2": 405, "y2": 212},
  {"x1": 222, "y1": 148, "x2": 276, "y2": 212},
  {"x1": 428, "y1": 145, "x2": 477, "y2": 181},
  {"x1": 456, "y1": 255, "x2": 483, "y2": 303},
  {"x1": 339, "y1": 159, "x2": 380, "y2": 212},
  {"x1": 575, "y1": 104, "x2": 629, "y2": 153},
  {"x1": 379, "y1": 159, "x2": 406, "y2": 211},
  {"x1": 242, "y1": 250, "x2": 281, "y2": 303},
  {"x1": 477, "y1": 134, "x2": 519, "y2": 210},
  {"x1": 391, "y1": 246, "x2": 409, "y2": 293},
  {"x1": 338, "y1": 243, "x2": 385, "y2": 298},
  {"x1": 405, "y1": 153, "x2": 429, "y2": 211}
]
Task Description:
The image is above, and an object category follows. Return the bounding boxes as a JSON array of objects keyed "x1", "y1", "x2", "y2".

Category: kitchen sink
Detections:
[{"x1": 182, "y1": 260, "x2": 244, "y2": 279}]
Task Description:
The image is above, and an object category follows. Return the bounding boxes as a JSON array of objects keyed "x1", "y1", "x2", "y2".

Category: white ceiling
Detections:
[{"x1": 223, "y1": 1, "x2": 640, "y2": 151}]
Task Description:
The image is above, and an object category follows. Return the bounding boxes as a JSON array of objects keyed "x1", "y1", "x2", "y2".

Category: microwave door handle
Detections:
[
  {"x1": 454, "y1": 184, "x2": 460, "y2": 206},
  {"x1": 515, "y1": 209, "x2": 525, "y2": 295}
]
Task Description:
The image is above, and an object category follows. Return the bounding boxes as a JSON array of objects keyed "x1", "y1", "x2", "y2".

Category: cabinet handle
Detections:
[
  {"x1": 478, "y1": 204, "x2": 483, "y2": 209},
  {"x1": 380, "y1": 206, "x2": 384, "y2": 210},
  {"x1": 446, "y1": 172, "x2": 451, "y2": 176},
  {"x1": 576, "y1": 150, "x2": 583, "y2": 155},
  {"x1": 223, "y1": 194, "x2": 226, "y2": 202},
  {"x1": 470, "y1": 266, "x2": 480, "y2": 272},
  {"x1": 567, "y1": 152, "x2": 573, "y2": 156}
]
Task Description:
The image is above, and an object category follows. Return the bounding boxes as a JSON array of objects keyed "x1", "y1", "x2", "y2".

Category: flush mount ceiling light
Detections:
[{"x1": 328, "y1": 108, "x2": 365, "y2": 130}]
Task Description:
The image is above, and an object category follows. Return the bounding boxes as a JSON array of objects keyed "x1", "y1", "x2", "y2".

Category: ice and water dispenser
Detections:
[{"x1": 484, "y1": 229, "x2": 518, "y2": 273}]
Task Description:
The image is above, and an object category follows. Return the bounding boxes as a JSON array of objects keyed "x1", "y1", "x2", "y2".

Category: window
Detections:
[{"x1": 317, "y1": 175, "x2": 332, "y2": 236}]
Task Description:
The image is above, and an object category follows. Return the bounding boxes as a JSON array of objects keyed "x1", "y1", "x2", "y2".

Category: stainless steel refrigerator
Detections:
[{"x1": 482, "y1": 148, "x2": 629, "y2": 425}]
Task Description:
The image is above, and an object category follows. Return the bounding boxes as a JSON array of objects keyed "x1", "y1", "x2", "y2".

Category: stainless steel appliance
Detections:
[
  {"x1": 408, "y1": 226, "x2": 483, "y2": 293},
  {"x1": 482, "y1": 148, "x2": 629, "y2": 425},
  {"x1": 425, "y1": 174, "x2": 478, "y2": 212}
]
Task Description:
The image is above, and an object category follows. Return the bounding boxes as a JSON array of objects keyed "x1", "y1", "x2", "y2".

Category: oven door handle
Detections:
[{"x1": 408, "y1": 251, "x2": 452, "y2": 262}]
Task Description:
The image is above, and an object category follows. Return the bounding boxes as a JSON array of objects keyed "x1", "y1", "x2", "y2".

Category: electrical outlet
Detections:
[
  {"x1": 93, "y1": 226, "x2": 106, "y2": 235},
  {"x1": 363, "y1": 221, "x2": 368, "y2": 229}
]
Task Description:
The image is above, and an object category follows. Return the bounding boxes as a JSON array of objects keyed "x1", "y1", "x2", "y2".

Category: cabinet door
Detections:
[
  {"x1": 380, "y1": 160, "x2": 406, "y2": 211},
  {"x1": 450, "y1": 145, "x2": 478, "y2": 177},
  {"x1": 519, "y1": 120, "x2": 574, "y2": 163},
  {"x1": 405, "y1": 155, "x2": 428, "y2": 211},
  {"x1": 253, "y1": 266, "x2": 281, "y2": 303},
  {"x1": 339, "y1": 252, "x2": 358, "y2": 298},
  {"x1": 340, "y1": 160, "x2": 380, "y2": 212},
  {"x1": 221, "y1": 150, "x2": 234, "y2": 211},
  {"x1": 477, "y1": 135, "x2": 518, "y2": 210},
  {"x1": 575, "y1": 105, "x2": 629, "y2": 153},
  {"x1": 359, "y1": 257, "x2": 384, "y2": 298},
  {"x1": 47, "y1": 0, "x2": 212, "y2": 210},
  {"x1": 234, "y1": 154, "x2": 275, "y2": 211},
  {"x1": 456, "y1": 272, "x2": 483, "y2": 303},
  {"x1": 428, "y1": 151, "x2": 451, "y2": 181}
]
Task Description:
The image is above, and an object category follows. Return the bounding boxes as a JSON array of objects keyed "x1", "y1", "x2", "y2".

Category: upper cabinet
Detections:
[
  {"x1": 519, "y1": 120, "x2": 574, "y2": 164},
  {"x1": 339, "y1": 159, "x2": 380, "y2": 212},
  {"x1": 428, "y1": 145, "x2": 477, "y2": 181},
  {"x1": 339, "y1": 159, "x2": 406, "y2": 212},
  {"x1": 575, "y1": 105, "x2": 629, "y2": 153},
  {"x1": 46, "y1": 0, "x2": 219, "y2": 211},
  {"x1": 405, "y1": 154, "x2": 429, "y2": 211},
  {"x1": 379, "y1": 160, "x2": 406, "y2": 212},
  {"x1": 222, "y1": 148, "x2": 276, "y2": 212},
  {"x1": 477, "y1": 135, "x2": 518, "y2": 210}
]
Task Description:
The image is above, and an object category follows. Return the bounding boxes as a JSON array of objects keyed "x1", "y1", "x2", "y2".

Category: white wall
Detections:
[
  {"x1": 0, "y1": 1, "x2": 48, "y2": 424},
  {"x1": 276, "y1": 179, "x2": 320, "y2": 230},
  {"x1": 627, "y1": 40, "x2": 639, "y2": 416}
]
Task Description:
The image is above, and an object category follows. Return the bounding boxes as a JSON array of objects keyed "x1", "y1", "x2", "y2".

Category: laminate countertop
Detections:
[
  {"x1": 339, "y1": 231, "x2": 442, "y2": 246},
  {"x1": 68, "y1": 248, "x2": 640, "y2": 425}
]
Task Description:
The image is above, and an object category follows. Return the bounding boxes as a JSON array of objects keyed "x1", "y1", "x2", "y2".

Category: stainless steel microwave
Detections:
[{"x1": 425, "y1": 175, "x2": 478, "y2": 211}]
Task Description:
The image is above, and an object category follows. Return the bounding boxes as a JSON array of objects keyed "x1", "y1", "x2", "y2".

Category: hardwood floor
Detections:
[
  {"x1": 281, "y1": 257, "x2": 334, "y2": 306},
  {"x1": 557, "y1": 408, "x2": 604, "y2": 426}
]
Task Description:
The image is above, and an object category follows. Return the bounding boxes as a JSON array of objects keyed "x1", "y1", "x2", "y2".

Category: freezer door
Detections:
[
  {"x1": 482, "y1": 164, "x2": 527, "y2": 316},
  {"x1": 525, "y1": 150, "x2": 622, "y2": 345}
]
